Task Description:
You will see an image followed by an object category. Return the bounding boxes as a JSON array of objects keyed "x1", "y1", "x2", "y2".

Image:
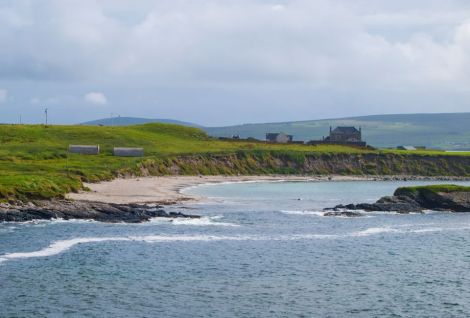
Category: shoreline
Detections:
[
  {"x1": 3, "y1": 174, "x2": 470, "y2": 223},
  {"x1": 66, "y1": 175, "x2": 470, "y2": 206}
]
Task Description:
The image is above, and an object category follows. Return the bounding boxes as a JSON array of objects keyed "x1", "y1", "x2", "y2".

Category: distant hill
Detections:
[
  {"x1": 81, "y1": 117, "x2": 201, "y2": 128},
  {"x1": 204, "y1": 113, "x2": 470, "y2": 150}
]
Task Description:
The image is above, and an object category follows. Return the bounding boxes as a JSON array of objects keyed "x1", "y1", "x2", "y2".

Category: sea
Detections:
[{"x1": 1, "y1": 180, "x2": 470, "y2": 318}]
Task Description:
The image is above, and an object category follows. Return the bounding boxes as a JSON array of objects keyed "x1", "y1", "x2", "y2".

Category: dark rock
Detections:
[
  {"x1": 0, "y1": 200, "x2": 200, "y2": 223},
  {"x1": 323, "y1": 211, "x2": 364, "y2": 217},
  {"x1": 325, "y1": 185, "x2": 470, "y2": 213}
]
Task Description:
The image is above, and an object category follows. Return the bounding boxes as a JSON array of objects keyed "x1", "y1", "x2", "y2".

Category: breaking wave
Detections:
[
  {"x1": 150, "y1": 216, "x2": 239, "y2": 227},
  {"x1": 3, "y1": 225, "x2": 470, "y2": 264},
  {"x1": 281, "y1": 210, "x2": 326, "y2": 216},
  {"x1": 0, "y1": 235, "x2": 257, "y2": 264}
]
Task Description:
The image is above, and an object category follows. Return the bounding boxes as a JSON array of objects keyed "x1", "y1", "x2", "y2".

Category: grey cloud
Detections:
[{"x1": 0, "y1": 0, "x2": 469, "y2": 125}]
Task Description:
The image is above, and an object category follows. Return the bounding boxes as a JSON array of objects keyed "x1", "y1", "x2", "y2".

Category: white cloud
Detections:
[
  {"x1": 0, "y1": 0, "x2": 465, "y2": 89},
  {"x1": 84, "y1": 92, "x2": 108, "y2": 105},
  {"x1": 0, "y1": 89, "x2": 7, "y2": 103},
  {"x1": 1, "y1": 1, "x2": 470, "y2": 123}
]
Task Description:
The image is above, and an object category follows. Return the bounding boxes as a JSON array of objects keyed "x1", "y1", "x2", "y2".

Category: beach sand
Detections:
[
  {"x1": 67, "y1": 175, "x2": 376, "y2": 205},
  {"x1": 67, "y1": 174, "x2": 466, "y2": 205}
]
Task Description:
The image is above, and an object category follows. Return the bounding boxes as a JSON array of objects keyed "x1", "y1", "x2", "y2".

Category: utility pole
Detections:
[{"x1": 45, "y1": 108, "x2": 48, "y2": 126}]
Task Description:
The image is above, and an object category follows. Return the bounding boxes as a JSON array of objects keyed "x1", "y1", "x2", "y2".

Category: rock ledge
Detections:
[
  {"x1": 326, "y1": 184, "x2": 470, "y2": 214},
  {"x1": 0, "y1": 200, "x2": 200, "y2": 223}
]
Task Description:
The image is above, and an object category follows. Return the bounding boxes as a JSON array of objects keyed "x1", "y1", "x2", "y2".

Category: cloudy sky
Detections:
[{"x1": 1, "y1": 0, "x2": 469, "y2": 126}]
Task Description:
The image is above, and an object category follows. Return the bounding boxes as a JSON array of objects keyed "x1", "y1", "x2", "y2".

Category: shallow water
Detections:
[{"x1": 1, "y1": 180, "x2": 470, "y2": 317}]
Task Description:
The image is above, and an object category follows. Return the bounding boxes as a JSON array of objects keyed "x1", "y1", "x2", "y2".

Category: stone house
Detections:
[
  {"x1": 266, "y1": 132, "x2": 293, "y2": 144},
  {"x1": 325, "y1": 126, "x2": 362, "y2": 143}
]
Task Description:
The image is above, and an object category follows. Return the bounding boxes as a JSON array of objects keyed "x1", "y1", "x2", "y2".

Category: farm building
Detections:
[
  {"x1": 327, "y1": 126, "x2": 362, "y2": 143},
  {"x1": 308, "y1": 126, "x2": 367, "y2": 147},
  {"x1": 113, "y1": 147, "x2": 144, "y2": 157},
  {"x1": 68, "y1": 145, "x2": 100, "y2": 155},
  {"x1": 266, "y1": 132, "x2": 293, "y2": 144}
]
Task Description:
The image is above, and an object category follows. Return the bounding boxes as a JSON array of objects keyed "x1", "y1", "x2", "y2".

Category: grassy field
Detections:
[{"x1": 0, "y1": 123, "x2": 469, "y2": 201}]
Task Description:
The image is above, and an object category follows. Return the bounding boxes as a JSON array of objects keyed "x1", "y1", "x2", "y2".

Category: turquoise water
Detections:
[{"x1": 2, "y1": 180, "x2": 470, "y2": 317}]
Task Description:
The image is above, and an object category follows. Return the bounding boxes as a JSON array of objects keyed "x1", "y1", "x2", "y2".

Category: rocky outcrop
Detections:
[
  {"x1": 393, "y1": 186, "x2": 470, "y2": 212},
  {"x1": 326, "y1": 185, "x2": 470, "y2": 213},
  {"x1": 323, "y1": 211, "x2": 364, "y2": 217},
  {"x1": 0, "y1": 200, "x2": 200, "y2": 223}
]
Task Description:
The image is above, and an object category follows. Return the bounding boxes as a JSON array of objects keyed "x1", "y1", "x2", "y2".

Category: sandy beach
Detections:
[
  {"x1": 67, "y1": 174, "x2": 468, "y2": 205},
  {"x1": 67, "y1": 175, "x2": 381, "y2": 205}
]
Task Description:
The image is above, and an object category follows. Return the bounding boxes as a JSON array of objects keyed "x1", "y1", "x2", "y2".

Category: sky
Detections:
[{"x1": 0, "y1": 0, "x2": 470, "y2": 126}]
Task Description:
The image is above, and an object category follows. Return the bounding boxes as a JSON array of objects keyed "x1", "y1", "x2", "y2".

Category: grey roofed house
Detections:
[
  {"x1": 307, "y1": 126, "x2": 366, "y2": 147},
  {"x1": 68, "y1": 145, "x2": 100, "y2": 155},
  {"x1": 113, "y1": 147, "x2": 144, "y2": 157},
  {"x1": 326, "y1": 126, "x2": 362, "y2": 143},
  {"x1": 266, "y1": 132, "x2": 293, "y2": 144}
]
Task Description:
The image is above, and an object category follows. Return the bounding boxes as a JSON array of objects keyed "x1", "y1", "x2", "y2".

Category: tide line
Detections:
[{"x1": 2, "y1": 225, "x2": 470, "y2": 264}]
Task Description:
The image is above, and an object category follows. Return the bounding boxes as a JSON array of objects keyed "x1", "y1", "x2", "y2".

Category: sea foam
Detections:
[
  {"x1": 3, "y1": 225, "x2": 470, "y2": 264},
  {"x1": 0, "y1": 235, "x2": 256, "y2": 264},
  {"x1": 150, "y1": 216, "x2": 239, "y2": 227},
  {"x1": 281, "y1": 210, "x2": 326, "y2": 216}
]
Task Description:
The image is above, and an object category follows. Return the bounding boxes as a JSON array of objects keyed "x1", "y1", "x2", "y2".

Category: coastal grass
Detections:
[
  {"x1": 395, "y1": 184, "x2": 470, "y2": 197},
  {"x1": 1, "y1": 123, "x2": 470, "y2": 201}
]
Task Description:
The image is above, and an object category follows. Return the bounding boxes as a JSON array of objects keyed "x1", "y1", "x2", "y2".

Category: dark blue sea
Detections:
[{"x1": 2, "y1": 180, "x2": 470, "y2": 317}]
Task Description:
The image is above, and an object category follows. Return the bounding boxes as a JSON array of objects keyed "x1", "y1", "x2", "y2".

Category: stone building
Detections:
[
  {"x1": 326, "y1": 126, "x2": 362, "y2": 143},
  {"x1": 266, "y1": 132, "x2": 293, "y2": 144},
  {"x1": 308, "y1": 126, "x2": 367, "y2": 147}
]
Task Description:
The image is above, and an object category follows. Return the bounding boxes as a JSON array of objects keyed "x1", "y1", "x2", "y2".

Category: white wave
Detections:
[
  {"x1": 352, "y1": 227, "x2": 399, "y2": 236},
  {"x1": 290, "y1": 233, "x2": 340, "y2": 240},
  {"x1": 0, "y1": 237, "x2": 129, "y2": 264},
  {"x1": 410, "y1": 226, "x2": 470, "y2": 233},
  {"x1": 4, "y1": 218, "x2": 98, "y2": 226},
  {"x1": 171, "y1": 217, "x2": 239, "y2": 227},
  {"x1": 280, "y1": 210, "x2": 375, "y2": 218},
  {"x1": 351, "y1": 225, "x2": 470, "y2": 236},
  {"x1": 411, "y1": 227, "x2": 444, "y2": 233},
  {"x1": 127, "y1": 235, "x2": 256, "y2": 243},
  {"x1": 150, "y1": 216, "x2": 239, "y2": 227},
  {"x1": 3, "y1": 225, "x2": 470, "y2": 264},
  {"x1": 0, "y1": 233, "x2": 341, "y2": 264},
  {"x1": 0, "y1": 235, "x2": 257, "y2": 264},
  {"x1": 281, "y1": 210, "x2": 325, "y2": 216}
]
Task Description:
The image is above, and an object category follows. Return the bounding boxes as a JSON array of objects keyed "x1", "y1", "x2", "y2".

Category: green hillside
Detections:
[
  {"x1": 0, "y1": 123, "x2": 376, "y2": 201},
  {"x1": 1, "y1": 122, "x2": 470, "y2": 202},
  {"x1": 204, "y1": 113, "x2": 470, "y2": 150}
]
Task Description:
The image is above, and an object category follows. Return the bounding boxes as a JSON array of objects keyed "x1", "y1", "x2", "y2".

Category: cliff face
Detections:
[{"x1": 136, "y1": 152, "x2": 470, "y2": 177}]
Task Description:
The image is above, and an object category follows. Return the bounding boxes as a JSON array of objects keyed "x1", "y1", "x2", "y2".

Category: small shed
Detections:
[
  {"x1": 69, "y1": 145, "x2": 100, "y2": 155},
  {"x1": 397, "y1": 146, "x2": 417, "y2": 151},
  {"x1": 266, "y1": 132, "x2": 293, "y2": 144},
  {"x1": 113, "y1": 147, "x2": 144, "y2": 157}
]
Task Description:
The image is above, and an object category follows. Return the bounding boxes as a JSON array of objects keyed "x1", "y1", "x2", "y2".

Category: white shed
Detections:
[
  {"x1": 113, "y1": 147, "x2": 144, "y2": 157},
  {"x1": 69, "y1": 145, "x2": 100, "y2": 155}
]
